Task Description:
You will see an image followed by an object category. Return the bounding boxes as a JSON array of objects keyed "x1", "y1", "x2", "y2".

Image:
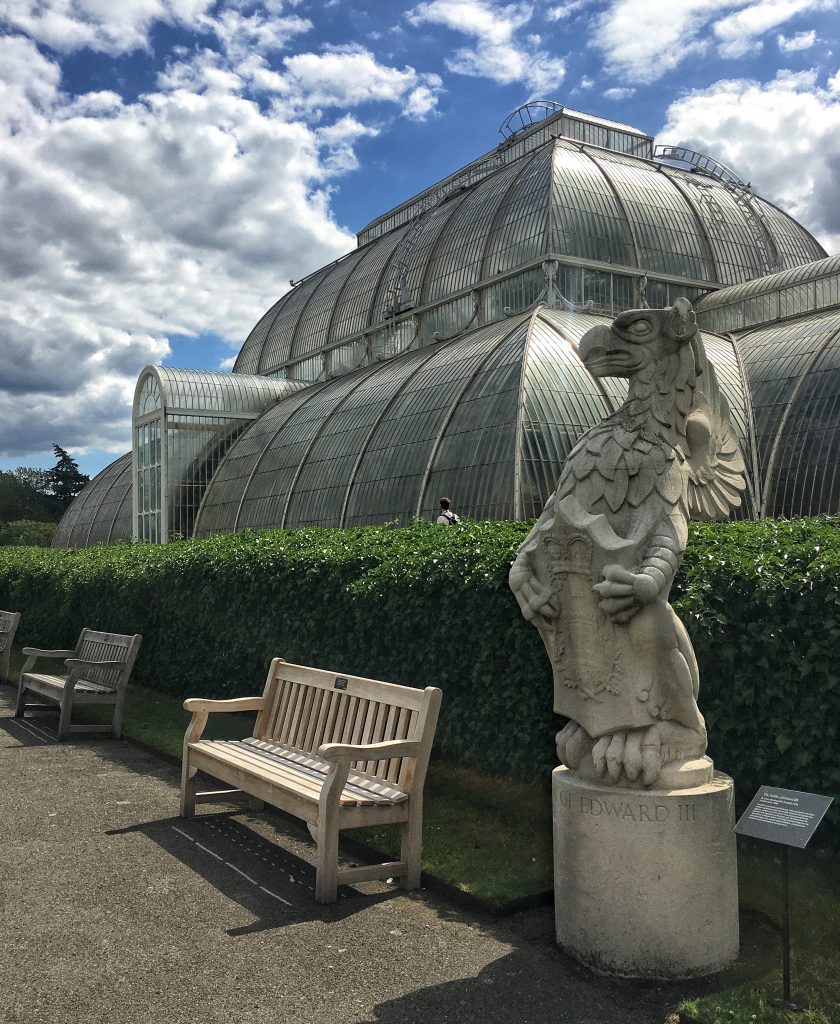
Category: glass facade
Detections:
[
  {"x1": 732, "y1": 308, "x2": 840, "y2": 517},
  {"x1": 52, "y1": 104, "x2": 839, "y2": 548},
  {"x1": 132, "y1": 367, "x2": 305, "y2": 543},
  {"x1": 235, "y1": 137, "x2": 824, "y2": 385},
  {"x1": 696, "y1": 255, "x2": 840, "y2": 334},
  {"x1": 195, "y1": 309, "x2": 754, "y2": 536}
]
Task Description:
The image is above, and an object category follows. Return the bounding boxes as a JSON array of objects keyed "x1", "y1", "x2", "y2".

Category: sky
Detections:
[{"x1": 1, "y1": 0, "x2": 839, "y2": 480}]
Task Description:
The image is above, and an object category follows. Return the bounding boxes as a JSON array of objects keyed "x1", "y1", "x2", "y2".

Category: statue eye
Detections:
[{"x1": 626, "y1": 320, "x2": 651, "y2": 338}]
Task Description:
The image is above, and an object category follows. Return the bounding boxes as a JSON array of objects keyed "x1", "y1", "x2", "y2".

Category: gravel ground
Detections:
[{"x1": 0, "y1": 687, "x2": 775, "y2": 1024}]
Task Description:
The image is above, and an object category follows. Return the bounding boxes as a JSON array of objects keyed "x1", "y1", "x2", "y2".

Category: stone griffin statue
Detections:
[{"x1": 510, "y1": 299, "x2": 746, "y2": 788}]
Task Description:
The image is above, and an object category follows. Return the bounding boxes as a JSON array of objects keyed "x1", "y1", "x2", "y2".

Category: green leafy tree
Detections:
[
  {"x1": 48, "y1": 444, "x2": 90, "y2": 510},
  {"x1": 12, "y1": 466, "x2": 51, "y2": 495},
  {"x1": 0, "y1": 471, "x2": 61, "y2": 523}
]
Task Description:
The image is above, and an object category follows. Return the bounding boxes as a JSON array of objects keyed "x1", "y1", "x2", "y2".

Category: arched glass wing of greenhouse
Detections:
[
  {"x1": 51, "y1": 452, "x2": 133, "y2": 548},
  {"x1": 194, "y1": 307, "x2": 754, "y2": 536},
  {"x1": 132, "y1": 367, "x2": 308, "y2": 543}
]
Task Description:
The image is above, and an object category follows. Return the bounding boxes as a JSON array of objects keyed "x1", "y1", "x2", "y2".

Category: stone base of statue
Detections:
[{"x1": 552, "y1": 761, "x2": 739, "y2": 979}]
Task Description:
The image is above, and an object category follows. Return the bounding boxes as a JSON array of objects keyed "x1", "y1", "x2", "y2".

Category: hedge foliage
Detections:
[{"x1": 0, "y1": 518, "x2": 838, "y2": 827}]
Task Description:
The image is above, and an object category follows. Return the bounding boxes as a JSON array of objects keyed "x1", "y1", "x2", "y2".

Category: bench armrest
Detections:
[
  {"x1": 21, "y1": 648, "x2": 75, "y2": 659},
  {"x1": 183, "y1": 697, "x2": 267, "y2": 713},
  {"x1": 65, "y1": 658, "x2": 128, "y2": 672},
  {"x1": 318, "y1": 739, "x2": 421, "y2": 762},
  {"x1": 21, "y1": 648, "x2": 76, "y2": 675},
  {"x1": 182, "y1": 696, "x2": 267, "y2": 747}
]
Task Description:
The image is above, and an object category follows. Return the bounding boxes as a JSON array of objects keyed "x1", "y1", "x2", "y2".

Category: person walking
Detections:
[{"x1": 436, "y1": 497, "x2": 460, "y2": 525}]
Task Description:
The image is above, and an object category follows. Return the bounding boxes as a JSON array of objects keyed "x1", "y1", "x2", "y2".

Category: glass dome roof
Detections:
[{"x1": 234, "y1": 137, "x2": 825, "y2": 382}]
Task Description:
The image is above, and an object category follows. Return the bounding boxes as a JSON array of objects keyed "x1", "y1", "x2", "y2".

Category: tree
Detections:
[
  {"x1": 0, "y1": 471, "x2": 61, "y2": 522},
  {"x1": 48, "y1": 444, "x2": 90, "y2": 509},
  {"x1": 12, "y1": 466, "x2": 51, "y2": 495}
]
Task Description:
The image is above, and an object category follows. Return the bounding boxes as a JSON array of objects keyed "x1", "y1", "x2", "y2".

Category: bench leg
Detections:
[
  {"x1": 315, "y1": 817, "x2": 340, "y2": 905},
  {"x1": 111, "y1": 698, "x2": 124, "y2": 740},
  {"x1": 14, "y1": 681, "x2": 27, "y2": 718},
  {"x1": 180, "y1": 758, "x2": 198, "y2": 817},
  {"x1": 57, "y1": 692, "x2": 74, "y2": 740},
  {"x1": 400, "y1": 802, "x2": 423, "y2": 891}
]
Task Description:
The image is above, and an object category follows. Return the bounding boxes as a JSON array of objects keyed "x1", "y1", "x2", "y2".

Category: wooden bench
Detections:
[
  {"x1": 0, "y1": 610, "x2": 21, "y2": 682},
  {"x1": 16, "y1": 628, "x2": 143, "y2": 739},
  {"x1": 181, "y1": 658, "x2": 442, "y2": 904}
]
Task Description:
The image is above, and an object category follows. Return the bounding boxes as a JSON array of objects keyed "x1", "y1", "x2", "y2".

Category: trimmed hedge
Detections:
[{"x1": 0, "y1": 518, "x2": 838, "y2": 825}]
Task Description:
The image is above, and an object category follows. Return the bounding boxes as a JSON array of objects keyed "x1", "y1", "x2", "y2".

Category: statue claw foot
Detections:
[
  {"x1": 592, "y1": 722, "x2": 706, "y2": 787},
  {"x1": 556, "y1": 721, "x2": 592, "y2": 769}
]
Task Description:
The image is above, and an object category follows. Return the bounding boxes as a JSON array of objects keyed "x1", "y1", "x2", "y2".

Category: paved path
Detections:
[{"x1": 0, "y1": 687, "x2": 773, "y2": 1024}]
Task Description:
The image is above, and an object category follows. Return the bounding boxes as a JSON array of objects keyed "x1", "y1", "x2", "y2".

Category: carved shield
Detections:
[{"x1": 543, "y1": 494, "x2": 691, "y2": 738}]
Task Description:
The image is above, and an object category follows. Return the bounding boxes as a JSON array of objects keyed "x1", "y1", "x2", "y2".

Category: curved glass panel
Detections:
[
  {"x1": 591, "y1": 151, "x2": 714, "y2": 281},
  {"x1": 253, "y1": 267, "x2": 330, "y2": 374},
  {"x1": 481, "y1": 146, "x2": 551, "y2": 278},
  {"x1": 194, "y1": 382, "x2": 329, "y2": 537},
  {"x1": 52, "y1": 453, "x2": 133, "y2": 548},
  {"x1": 328, "y1": 228, "x2": 407, "y2": 343},
  {"x1": 696, "y1": 255, "x2": 838, "y2": 333},
  {"x1": 418, "y1": 322, "x2": 527, "y2": 521},
  {"x1": 345, "y1": 318, "x2": 527, "y2": 526},
  {"x1": 137, "y1": 374, "x2": 162, "y2": 416},
  {"x1": 549, "y1": 144, "x2": 634, "y2": 266},
  {"x1": 371, "y1": 199, "x2": 465, "y2": 322},
  {"x1": 770, "y1": 332, "x2": 840, "y2": 516},
  {"x1": 288, "y1": 247, "x2": 368, "y2": 359},
  {"x1": 153, "y1": 367, "x2": 299, "y2": 415},
  {"x1": 737, "y1": 309, "x2": 840, "y2": 516},
  {"x1": 421, "y1": 158, "x2": 535, "y2": 303},
  {"x1": 234, "y1": 295, "x2": 286, "y2": 375}
]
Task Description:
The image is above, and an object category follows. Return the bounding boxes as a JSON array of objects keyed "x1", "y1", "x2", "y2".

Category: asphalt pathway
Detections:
[{"x1": 0, "y1": 687, "x2": 775, "y2": 1024}]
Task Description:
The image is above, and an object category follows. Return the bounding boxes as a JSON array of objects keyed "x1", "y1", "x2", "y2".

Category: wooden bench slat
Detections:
[
  {"x1": 193, "y1": 739, "x2": 408, "y2": 807},
  {"x1": 22, "y1": 672, "x2": 117, "y2": 695},
  {"x1": 243, "y1": 738, "x2": 409, "y2": 802}
]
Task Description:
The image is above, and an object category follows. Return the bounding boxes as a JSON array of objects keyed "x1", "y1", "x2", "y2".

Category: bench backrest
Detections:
[
  {"x1": 0, "y1": 610, "x2": 20, "y2": 651},
  {"x1": 73, "y1": 629, "x2": 143, "y2": 691},
  {"x1": 255, "y1": 659, "x2": 441, "y2": 791}
]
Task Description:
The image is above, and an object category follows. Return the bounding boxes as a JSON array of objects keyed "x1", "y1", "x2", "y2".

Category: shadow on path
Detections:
[{"x1": 108, "y1": 811, "x2": 398, "y2": 935}]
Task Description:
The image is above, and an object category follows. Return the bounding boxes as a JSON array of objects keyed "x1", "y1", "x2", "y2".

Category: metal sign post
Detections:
[{"x1": 734, "y1": 786, "x2": 834, "y2": 1013}]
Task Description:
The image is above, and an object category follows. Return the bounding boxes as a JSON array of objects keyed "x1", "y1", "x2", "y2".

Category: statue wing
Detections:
[{"x1": 683, "y1": 337, "x2": 747, "y2": 521}]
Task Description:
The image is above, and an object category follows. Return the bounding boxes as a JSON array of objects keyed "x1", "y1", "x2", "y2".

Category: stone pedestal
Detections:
[{"x1": 552, "y1": 764, "x2": 739, "y2": 979}]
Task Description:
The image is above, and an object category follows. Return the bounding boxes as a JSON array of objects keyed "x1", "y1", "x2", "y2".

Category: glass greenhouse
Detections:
[{"x1": 53, "y1": 102, "x2": 838, "y2": 546}]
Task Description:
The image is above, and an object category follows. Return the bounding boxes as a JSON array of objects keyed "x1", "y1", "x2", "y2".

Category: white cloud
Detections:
[
  {"x1": 714, "y1": 0, "x2": 818, "y2": 58},
  {"x1": 0, "y1": 1, "x2": 313, "y2": 60},
  {"x1": 0, "y1": 0, "x2": 214, "y2": 56},
  {"x1": 0, "y1": 30, "x2": 437, "y2": 458},
  {"x1": 258, "y1": 44, "x2": 443, "y2": 118},
  {"x1": 658, "y1": 69, "x2": 840, "y2": 256},
  {"x1": 546, "y1": 1, "x2": 587, "y2": 20},
  {"x1": 593, "y1": 0, "x2": 836, "y2": 83},
  {"x1": 778, "y1": 28, "x2": 818, "y2": 49},
  {"x1": 409, "y1": 0, "x2": 567, "y2": 94},
  {"x1": 603, "y1": 86, "x2": 635, "y2": 99}
]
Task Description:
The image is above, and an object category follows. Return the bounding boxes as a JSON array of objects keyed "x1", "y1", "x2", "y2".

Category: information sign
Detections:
[{"x1": 734, "y1": 786, "x2": 833, "y2": 848}]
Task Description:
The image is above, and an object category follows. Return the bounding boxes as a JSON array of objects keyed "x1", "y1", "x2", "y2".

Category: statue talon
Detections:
[
  {"x1": 556, "y1": 721, "x2": 591, "y2": 769},
  {"x1": 509, "y1": 300, "x2": 747, "y2": 788}
]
